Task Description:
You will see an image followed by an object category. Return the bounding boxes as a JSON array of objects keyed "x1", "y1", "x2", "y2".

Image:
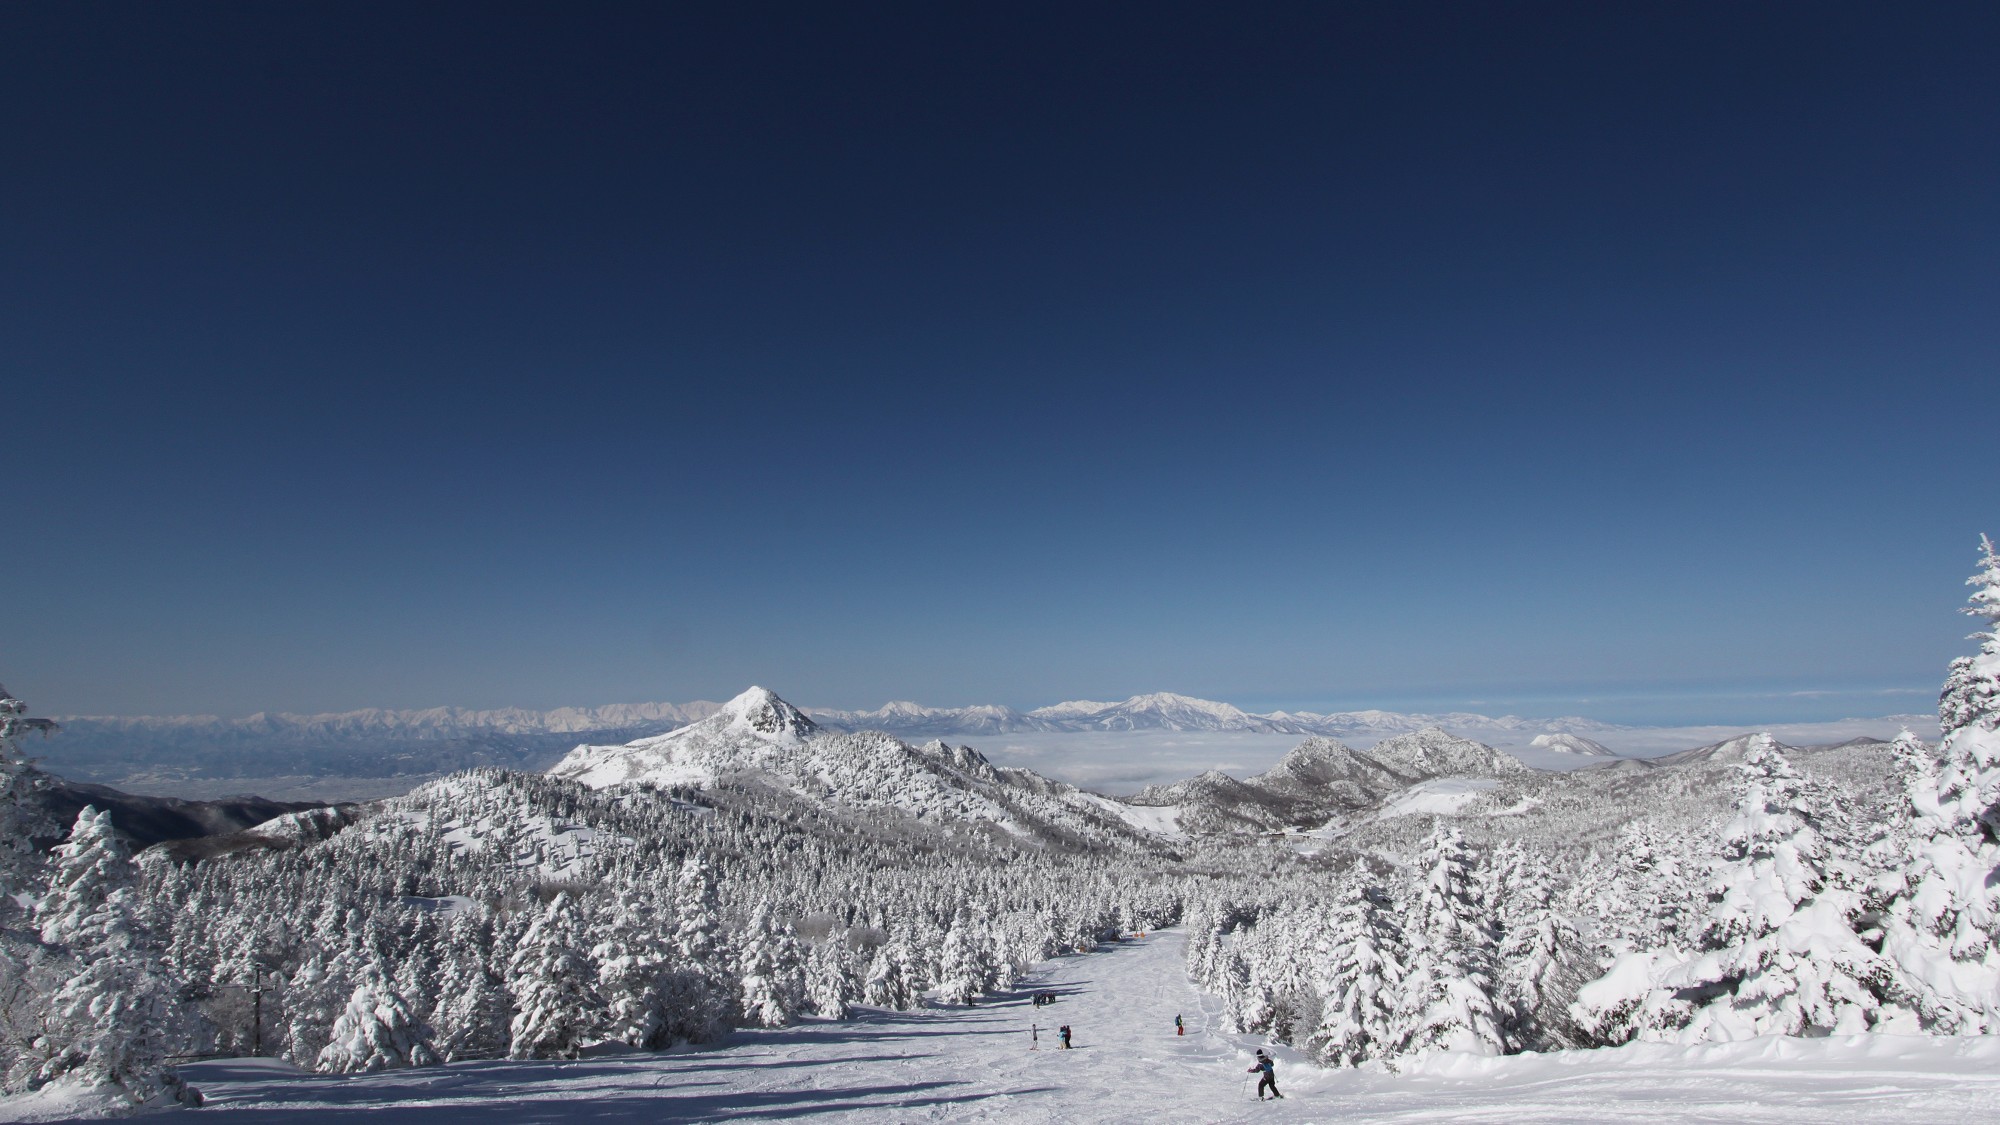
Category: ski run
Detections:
[
  {"x1": 4, "y1": 929, "x2": 1989, "y2": 1123},
  {"x1": 0, "y1": 537, "x2": 1998, "y2": 1121}
]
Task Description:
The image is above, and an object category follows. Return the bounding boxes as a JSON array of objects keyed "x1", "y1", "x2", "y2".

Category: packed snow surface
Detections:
[
  {"x1": 1373, "y1": 777, "x2": 1500, "y2": 819},
  {"x1": 1076, "y1": 791, "x2": 1184, "y2": 836},
  {"x1": 151, "y1": 931, "x2": 2000, "y2": 1125}
]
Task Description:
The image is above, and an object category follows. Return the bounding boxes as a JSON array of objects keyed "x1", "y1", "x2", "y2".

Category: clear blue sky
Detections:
[{"x1": 4, "y1": 2, "x2": 1995, "y2": 724}]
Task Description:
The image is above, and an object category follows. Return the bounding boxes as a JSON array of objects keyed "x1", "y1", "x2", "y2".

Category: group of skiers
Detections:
[
  {"x1": 1026, "y1": 999, "x2": 1281, "y2": 1101},
  {"x1": 1028, "y1": 1022, "x2": 1075, "y2": 1050}
]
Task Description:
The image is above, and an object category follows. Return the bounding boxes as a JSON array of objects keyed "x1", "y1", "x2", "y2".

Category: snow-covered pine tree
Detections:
[
  {"x1": 506, "y1": 893, "x2": 604, "y2": 1059},
  {"x1": 1303, "y1": 882, "x2": 1407, "y2": 1067},
  {"x1": 1579, "y1": 739, "x2": 1918, "y2": 1043},
  {"x1": 805, "y1": 941, "x2": 854, "y2": 1019},
  {"x1": 737, "y1": 902, "x2": 803, "y2": 1028},
  {"x1": 1871, "y1": 538, "x2": 2000, "y2": 1031},
  {"x1": 862, "y1": 937, "x2": 920, "y2": 1011},
  {"x1": 1395, "y1": 824, "x2": 1507, "y2": 1056},
  {"x1": 661, "y1": 857, "x2": 732, "y2": 1043},
  {"x1": 31, "y1": 808, "x2": 200, "y2": 1104},
  {"x1": 591, "y1": 891, "x2": 673, "y2": 1049},
  {"x1": 431, "y1": 933, "x2": 511, "y2": 1062},
  {"x1": 35, "y1": 807, "x2": 126, "y2": 949},
  {"x1": 1939, "y1": 533, "x2": 2000, "y2": 753},
  {"x1": 1495, "y1": 853, "x2": 1594, "y2": 1050},
  {"x1": 316, "y1": 963, "x2": 439, "y2": 1073},
  {"x1": 933, "y1": 911, "x2": 988, "y2": 1006},
  {"x1": 284, "y1": 953, "x2": 347, "y2": 1067},
  {"x1": 0, "y1": 685, "x2": 56, "y2": 903}
]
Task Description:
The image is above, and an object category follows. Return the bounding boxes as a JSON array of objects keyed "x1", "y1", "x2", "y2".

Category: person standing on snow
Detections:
[
  {"x1": 1059, "y1": 1024, "x2": 1072, "y2": 1049},
  {"x1": 1248, "y1": 1049, "x2": 1281, "y2": 1100},
  {"x1": 1175, "y1": 1013, "x2": 1183, "y2": 1036}
]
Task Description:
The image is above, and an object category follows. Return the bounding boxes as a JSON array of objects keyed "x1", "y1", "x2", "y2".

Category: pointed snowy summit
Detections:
[
  {"x1": 549, "y1": 686, "x2": 818, "y2": 788},
  {"x1": 708, "y1": 685, "x2": 818, "y2": 742}
]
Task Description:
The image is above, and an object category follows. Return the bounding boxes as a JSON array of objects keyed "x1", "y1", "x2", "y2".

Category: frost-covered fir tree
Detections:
[
  {"x1": 35, "y1": 807, "x2": 127, "y2": 949},
  {"x1": 1610, "y1": 822, "x2": 1699, "y2": 951},
  {"x1": 285, "y1": 954, "x2": 346, "y2": 1067},
  {"x1": 317, "y1": 964, "x2": 438, "y2": 1073},
  {"x1": 1578, "y1": 739, "x2": 1916, "y2": 1043},
  {"x1": 0, "y1": 685, "x2": 59, "y2": 1095},
  {"x1": 591, "y1": 891, "x2": 674, "y2": 1049},
  {"x1": 1303, "y1": 882, "x2": 1407, "y2": 1067},
  {"x1": 0, "y1": 685, "x2": 55, "y2": 903},
  {"x1": 507, "y1": 893, "x2": 604, "y2": 1059},
  {"x1": 933, "y1": 912, "x2": 989, "y2": 1006},
  {"x1": 431, "y1": 936, "x2": 511, "y2": 1062},
  {"x1": 661, "y1": 858, "x2": 732, "y2": 1043},
  {"x1": 1495, "y1": 854, "x2": 1594, "y2": 1050},
  {"x1": 1395, "y1": 825, "x2": 1507, "y2": 1055},
  {"x1": 1871, "y1": 537, "x2": 2000, "y2": 1031},
  {"x1": 32, "y1": 808, "x2": 200, "y2": 1104},
  {"x1": 1939, "y1": 533, "x2": 2000, "y2": 752},
  {"x1": 863, "y1": 937, "x2": 920, "y2": 1011},
  {"x1": 805, "y1": 941, "x2": 854, "y2": 1019},
  {"x1": 737, "y1": 902, "x2": 804, "y2": 1028}
]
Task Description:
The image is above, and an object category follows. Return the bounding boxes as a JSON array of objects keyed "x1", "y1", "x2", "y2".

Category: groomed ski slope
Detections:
[{"x1": 138, "y1": 930, "x2": 2000, "y2": 1124}]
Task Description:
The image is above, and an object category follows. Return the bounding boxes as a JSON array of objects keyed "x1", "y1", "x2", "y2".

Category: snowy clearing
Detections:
[
  {"x1": 1076, "y1": 792, "x2": 1184, "y2": 837},
  {"x1": 130, "y1": 931, "x2": 2000, "y2": 1125},
  {"x1": 1372, "y1": 777, "x2": 1500, "y2": 820}
]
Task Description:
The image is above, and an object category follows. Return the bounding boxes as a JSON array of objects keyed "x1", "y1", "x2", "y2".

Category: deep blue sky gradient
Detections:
[{"x1": 4, "y1": 2, "x2": 1996, "y2": 722}]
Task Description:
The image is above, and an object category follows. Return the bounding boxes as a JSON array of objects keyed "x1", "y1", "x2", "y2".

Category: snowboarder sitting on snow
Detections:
[{"x1": 1249, "y1": 1050, "x2": 1281, "y2": 1100}]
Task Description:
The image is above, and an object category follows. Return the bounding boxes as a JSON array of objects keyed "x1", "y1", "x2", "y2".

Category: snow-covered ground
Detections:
[
  {"x1": 137, "y1": 931, "x2": 2000, "y2": 1125},
  {"x1": 1371, "y1": 777, "x2": 1500, "y2": 820}
]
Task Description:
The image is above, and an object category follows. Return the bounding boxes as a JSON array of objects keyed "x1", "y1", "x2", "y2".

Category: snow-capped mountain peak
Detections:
[
  {"x1": 546, "y1": 687, "x2": 1163, "y2": 850},
  {"x1": 1654, "y1": 731, "x2": 1800, "y2": 767},
  {"x1": 708, "y1": 686, "x2": 817, "y2": 744},
  {"x1": 1529, "y1": 732, "x2": 1616, "y2": 756},
  {"x1": 1024, "y1": 692, "x2": 1272, "y2": 731},
  {"x1": 1366, "y1": 726, "x2": 1530, "y2": 778}
]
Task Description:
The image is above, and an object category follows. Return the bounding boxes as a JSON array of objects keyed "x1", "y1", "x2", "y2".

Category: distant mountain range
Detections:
[
  {"x1": 794, "y1": 691, "x2": 1618, "y2": 738},
  {"x1": 56, "y1": 686, "x2": 1913, "y2": 854},
  {"x1": 547, "y1": 687, "x2": 1541, "y2": 846},
  {"x1": 56, "y1": 690, "x2": 1620, "y2": 743},
  {"x1": 55, "y1": 700, "x2": 723, "y2": 742},
  {"x1": 40, "y1": 690, "x2": 1622, "y2": 785}
]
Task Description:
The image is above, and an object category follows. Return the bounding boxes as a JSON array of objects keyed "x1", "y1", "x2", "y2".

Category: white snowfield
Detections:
[
  {"x1": 148, "y1": 931, "x2": 2000, "y2": 1125},
  {"x1": 1371, "y1": 777, "x2": 1501, "y2": 820}
]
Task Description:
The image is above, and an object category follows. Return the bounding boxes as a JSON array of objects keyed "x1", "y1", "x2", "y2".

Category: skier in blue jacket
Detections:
[{"x1": 1248, "y1": 1049, "x2": 1282, "y2": 1100}]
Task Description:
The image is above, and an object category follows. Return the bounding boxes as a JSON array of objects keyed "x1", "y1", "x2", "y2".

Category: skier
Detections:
[
  {"x1": 1031, "y1": 1023, "x2": 1039, "y2": 1050},
  {"x1": 1059, "y1": 1024, "x2": 1072, "y2": 1049},
  {"x1": 1175, "y1": 1013, "x2": 1183, "y2": 1036},
  {"x1": 1248, "y1": 1049, "x2": 1281, "y2": 1100}
]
